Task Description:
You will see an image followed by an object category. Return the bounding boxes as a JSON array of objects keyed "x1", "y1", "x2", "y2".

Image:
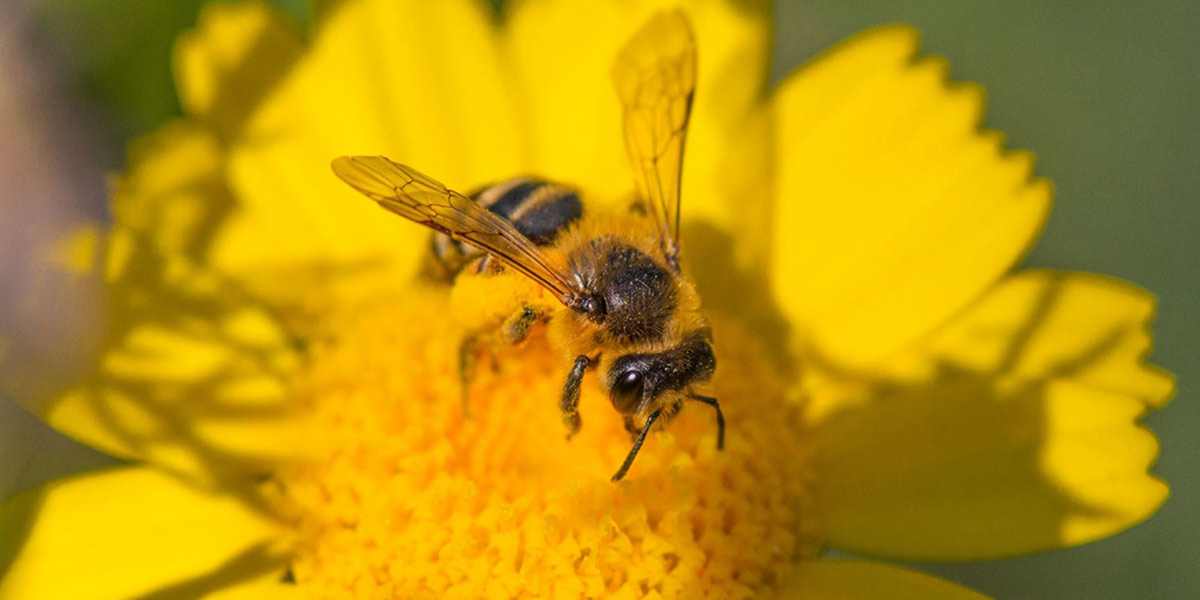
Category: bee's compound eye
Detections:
[{"x1": 611, "y1": 370, "x2": 644, "y2": 414}]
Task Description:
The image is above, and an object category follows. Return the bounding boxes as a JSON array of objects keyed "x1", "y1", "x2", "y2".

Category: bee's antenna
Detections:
[
  {"x1": 690, "y1": 395, "x2": 725, "y2": 450},
  {"x1": 611, "y1": 409, "x2": 662, "y2": 482}
]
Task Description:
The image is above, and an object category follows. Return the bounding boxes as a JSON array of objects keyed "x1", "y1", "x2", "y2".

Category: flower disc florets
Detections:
[{"x1": 271, "y1": 289, "x2": 816, "y2": 598}]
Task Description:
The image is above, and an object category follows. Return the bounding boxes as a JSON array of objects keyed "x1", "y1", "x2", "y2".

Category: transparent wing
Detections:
[
  {"x1": 611, "y1": 9, "x2": 696, "y2": 270},
  {"x1": 331, "y1": 155, "x2": 584, "y2": 306}
]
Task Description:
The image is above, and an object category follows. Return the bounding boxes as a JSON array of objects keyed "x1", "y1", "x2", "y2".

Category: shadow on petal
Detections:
[
  {"x1": 0, "y1": 483, "x2": 42, "y2": 584},
  {"x1": 807, "y1": 271, "x2": 1171, "y2": 561},
  {"x1": 135, "y1": 542, "x2": 290, "y2": 600},
  {"x1": 0, "y1": 466, "x2": 283, "y2": 599},
  {"x1": 685, "y1": 219, "x2": 796, "y2": 378}
]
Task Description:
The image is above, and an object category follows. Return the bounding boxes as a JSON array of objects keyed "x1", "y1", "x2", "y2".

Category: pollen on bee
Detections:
[{"x1": 448, "y1": 268, "x2": 549, "y2": 334}]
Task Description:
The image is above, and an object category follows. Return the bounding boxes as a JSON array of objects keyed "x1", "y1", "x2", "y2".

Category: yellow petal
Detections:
[
  {"x1": 770, "y1": 26, "x2": 1051, "y2": 371},
  {"x1": 174, "y1": 0, "x2": 303, "y2": 139},
  {"x1": 505, "y1": 0, "x2": 770, "y2": 230},
  {"x1": 0, "y1": 467, "x2": 286, "y2": 600},
  {"x1": 809, "y1": 271, "x2": 1171, "y2": 560},
  {"x1": 213, "y1": 0, "x2": 522, "y2": 287},
  {"x1": 35, "y1": 123, "x2": 303, "y2": 484},
  {"x1": 779, "y1": 559, "x2": 990, "y2": 600}
]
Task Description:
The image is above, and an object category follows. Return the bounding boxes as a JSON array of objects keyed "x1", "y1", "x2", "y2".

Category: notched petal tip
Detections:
[
  {"x1": 769, "y1": 21, "x2": 1053, "y2": 373},
  {"x1": 838, "y1": 23, "x2": 922, "y2": 63}
]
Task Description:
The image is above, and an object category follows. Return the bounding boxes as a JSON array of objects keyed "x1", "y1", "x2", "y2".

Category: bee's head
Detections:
[{"x1": 605, "y1": 331, "x2": 716, "y2": 416}]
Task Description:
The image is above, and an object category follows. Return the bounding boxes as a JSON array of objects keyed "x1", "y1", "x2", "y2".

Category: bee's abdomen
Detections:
[{"x1": 422, "y1": 178, "x2": 583, "y2": 281}]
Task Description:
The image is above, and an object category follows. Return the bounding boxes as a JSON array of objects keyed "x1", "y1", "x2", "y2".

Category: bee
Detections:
[{"x1": 331, "y1": 10, "x2": 722, "y2": 481}]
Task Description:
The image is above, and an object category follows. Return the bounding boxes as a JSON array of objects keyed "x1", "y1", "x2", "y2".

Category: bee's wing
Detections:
[
  {"x1": 611, "y1": 9, "x2": 696, "y2": 269},
  {"x1": 332, "y1": 155, "x2": 584, "y2": 306}
]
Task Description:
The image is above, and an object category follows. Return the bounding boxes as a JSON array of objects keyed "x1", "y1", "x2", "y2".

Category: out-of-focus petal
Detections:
[
  {"x1": 769, "y1": 26, "x2": 1050, "y2": 372},
  {"x1": 0, "y1": 467, "x2": 286, "y2": 600},
  {"x1": 808, "y1": 271, "x2": 1171, "y2": 560},
  {"x1": 36, "y1": 124, "x2": 304, "y2": 484},
  {"x1": 175, "y1": 0, "x2": 303, "y2": 140}
]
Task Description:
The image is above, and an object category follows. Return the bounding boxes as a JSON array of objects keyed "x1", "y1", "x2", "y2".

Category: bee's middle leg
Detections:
[{"x1": 458, "y1": 305, "x2": 546, "y2": 418}]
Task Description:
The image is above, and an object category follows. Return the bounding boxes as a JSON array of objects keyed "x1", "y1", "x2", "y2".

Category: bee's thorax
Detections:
[{"x1": 566, "y1": 236, "x2": 678, "y2": 345}]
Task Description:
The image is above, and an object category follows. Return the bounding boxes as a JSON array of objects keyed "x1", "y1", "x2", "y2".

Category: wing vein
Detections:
[{"x1": 612, "y1": 9, "x2": 696, "y2": 270}]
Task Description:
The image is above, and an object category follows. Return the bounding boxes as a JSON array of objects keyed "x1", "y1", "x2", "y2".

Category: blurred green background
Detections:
[{"x1": 1, "y1": 0, "x2": 1195, "y2": 598}]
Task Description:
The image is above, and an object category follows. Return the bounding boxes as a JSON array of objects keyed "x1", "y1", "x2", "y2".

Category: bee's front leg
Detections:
[{"x1": 560, "y1": 355, "x2": 590, "y2": 439}]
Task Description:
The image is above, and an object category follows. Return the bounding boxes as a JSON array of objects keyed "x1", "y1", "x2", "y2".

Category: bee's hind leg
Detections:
[
  {"x1": 458, "y1": 332, "x2": 481, "y2": 418},
  {"x1": 459, "y1": 305, "x2": 546, "y2": 418},
  {"x1": 500, "y1": 305, "x2": 546, "y2": 346}
]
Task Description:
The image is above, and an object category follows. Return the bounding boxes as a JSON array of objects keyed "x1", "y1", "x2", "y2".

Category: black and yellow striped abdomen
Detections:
[{"x1": 422, "y1": 178, "x2": 584, "y2": 282}]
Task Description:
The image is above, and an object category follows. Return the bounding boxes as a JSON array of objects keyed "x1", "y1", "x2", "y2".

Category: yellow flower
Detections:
[{"x1": 0, "y1": 0, "x2": 1173, "y2": 598}]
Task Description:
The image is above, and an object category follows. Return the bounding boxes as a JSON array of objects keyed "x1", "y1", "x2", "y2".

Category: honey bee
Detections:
[{"x1": 331, "y1": 10, "x2": 721, "y2": 481}]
